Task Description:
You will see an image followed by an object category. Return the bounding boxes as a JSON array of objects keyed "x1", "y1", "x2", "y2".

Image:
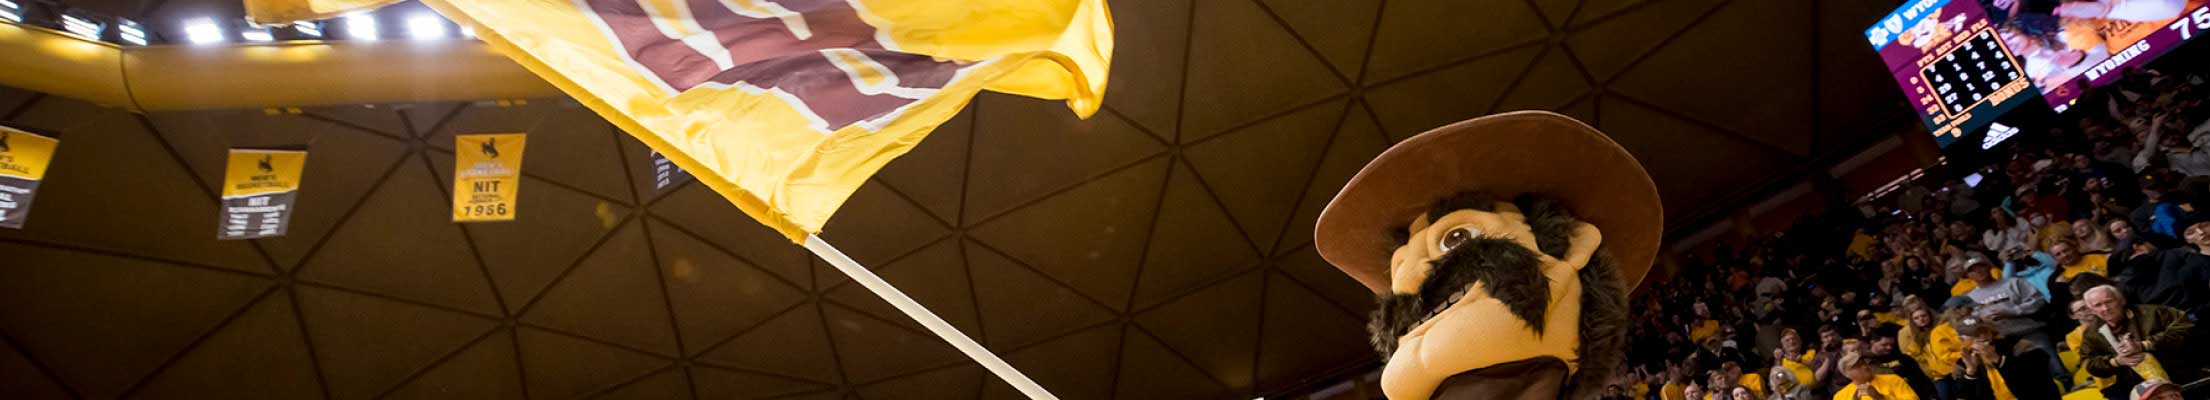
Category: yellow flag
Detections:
[
  {"x1": 247, "y1": 0, "x2": 1111, "y2": 242},
  {"x1": 243, "y1": 0, "x2": 405, "y2": 22},
  {"x1": 0, "y1": 126, "x2": 59, "y2": 229},
  {"x1": 453, "y1": 133, "x2": 526, "y2": 222}
]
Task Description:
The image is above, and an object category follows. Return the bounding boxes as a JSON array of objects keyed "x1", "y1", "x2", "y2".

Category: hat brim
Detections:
[{"x1": 1314, "y1": 111, "x2": 1663, "y2": 293}]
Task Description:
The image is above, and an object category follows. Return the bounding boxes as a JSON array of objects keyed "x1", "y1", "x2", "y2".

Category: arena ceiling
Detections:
[{"x1": 0, "y1": 0, "x2": 1918, "y2": 398}]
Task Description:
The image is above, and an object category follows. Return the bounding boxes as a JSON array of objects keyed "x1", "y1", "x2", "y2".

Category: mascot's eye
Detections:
[{"x1": 1438, "y1": 227, "x2": 1478, "y2": 252}]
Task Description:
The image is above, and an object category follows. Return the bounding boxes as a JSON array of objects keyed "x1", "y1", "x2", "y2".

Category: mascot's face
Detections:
[{"x1": 1371, "y1": 202, "x2": 1557, "y2": 350}]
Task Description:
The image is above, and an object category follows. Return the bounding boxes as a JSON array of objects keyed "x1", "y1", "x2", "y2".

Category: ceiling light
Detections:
[
  {"x1": 115, "y1": 18, "x2": 146, "y2": 45},
  {"x1": 343, "y1": 13, "x2": 378, "y2": 40},
  {"x1": 60, "y1": 12, "x2": 103, "y2": 39},
  {"x1": 183, "y1": 18, "x2": 225, "y2": 44},
  {"x1": 240, "y1": 24, "x2": 273, "y2": 42},
  {"x1": 292, "y1": 21, "x2": 322, "y2": 38},
  {"x1": 0, "y1": 0, "x2": 22, "y2": 24},
  {"x1": 459, "y1": 26, "x2": 474, "y2": 38},
  {"x1": 405, "y1": 14, "x2": 445, "y2": 40}
]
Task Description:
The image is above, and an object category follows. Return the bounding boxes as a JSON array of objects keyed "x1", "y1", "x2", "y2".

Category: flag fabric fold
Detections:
[{"x1": 250, "y1": 0, "x2": 1112, "y2": 242}]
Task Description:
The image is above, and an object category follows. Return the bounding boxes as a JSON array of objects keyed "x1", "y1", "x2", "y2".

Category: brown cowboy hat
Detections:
[{"x1": 1314, "y1": 111, "x2": 1662, "y2": 293}]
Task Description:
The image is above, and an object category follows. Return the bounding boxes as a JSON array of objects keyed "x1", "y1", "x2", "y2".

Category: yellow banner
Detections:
[
  {"x1": 0, "y1": 126, "x2": 58, "y2": 181},
  {"x1": 453, "y1": 133, "x2": 525, "y2": 222},
  {"x1": 219, "y1": 148, "x2": 307, "y2": 239},
  {"x1": 0, "y1": 125, "x2": 59, "y2": 229}
]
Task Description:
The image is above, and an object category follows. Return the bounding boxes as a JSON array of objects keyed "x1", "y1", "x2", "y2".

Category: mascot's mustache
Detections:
[{"x1": 1368, "y1": 237, "x2": 1551, "y2": 357}]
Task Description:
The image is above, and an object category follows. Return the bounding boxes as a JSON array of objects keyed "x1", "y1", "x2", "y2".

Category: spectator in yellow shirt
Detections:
[
  {"x1": 1834, "y1": 352, "x2": 1921, "y2": 400},
  {"x1": 2050, "y1": 241, "x2": 2109, "y2": 282}
]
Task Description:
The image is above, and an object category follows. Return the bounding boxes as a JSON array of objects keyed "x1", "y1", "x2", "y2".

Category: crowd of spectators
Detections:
[{"x1": 1602, "y1": 57, "x2": 2209, "y2": 400}]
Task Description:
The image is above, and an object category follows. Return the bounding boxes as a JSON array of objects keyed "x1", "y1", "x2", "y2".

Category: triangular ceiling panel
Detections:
[
  {"x1": 616, "y1": 135, "x2": 681, "y2": 206},
  {"x1": 647, "y1": 186, "x2": 814, "y2": 287},
  {"x1": 519, "y1": 222, "x2": 681, "y2": 356},
  {"x1": 1098, "y1": 0, "x2": 1189, "y2": 139},
  {"x1": 594, "y1": 368, "x2": 692, "y2": 400},
  {"x1": 517, "y1": 327, "x2": 670, "y2": 400},
  {"x1": 295, "y1": 285, "x2": 497, "y2": 400},
  {"x1": 823, "y1": 239, "x2": 982, "y2": 335},
  {"x1": 1611, "y1": 0, "x2": 1814, "y2": 157},
  {"x1": 1280, "y1": 106, "x2": 1388, "y2": 252},
  {"x1": 0, "y1": 97, "x2": 268, "y2": 273},
  {"x1": 129, "y1": 292, "x2": 322, "y2": 399},
  {"x1": 817, "y1": 182, "x2": 952, "y2": 285},
  {"x1": 691, "y1": 365, "x2": 829, "y2": 399},
  {"x1": 145, "y1": 109, "x2": 410, "y2": 271},
  {"x1": 1532, "y1": 0, "x2": 1581, "y2": 28},
  {"x1": 1364, "y1": 0, "x2": 1549, "y2": 83},
  {"x1": 1184, "y1": 99, "x2": 1345, "y2": 252},
  {"x1": 429, "y1": 146, "x2": 629, "y2": 310},
  {"x1": 857, "y1": 364, "x2": 980, "y2": 400},
  {"x1": 399, "y1": 103, "x2": 468, "y2": 139},
  {"x1": 1571, "y1": 0, "x2": 1649, "y2": 27},
  {"x1": 1558, "y1": 94, "x2": 1601, "y2": 124},
  {"x1": 1135, "y1": 272, "x2": 1264, "y2": 391},
  {"x1": 1256, "y1": 0, "x2": 1382, "y2": 81},
  {"x1": 1132, "y1": 163, "x2": 1260, "y2": 308},
  {"x1": 1494, "y1": 48, "x2": 1596, "y2": 113},
  {"x1": 0, "y1": 242, "x2": 270, "y2": 399},
  {"x1": 873, "y1": 107, "x2": 974, "y2": 224},
  {"x1": 1599, "y1": 97, "x2": 1794, "y2": 222},
  {"x1": 0, "y1": 85, "x2": 37, "y2": 113},
  {"x1": 1273, "y1": 246, "x2": 1375, "y2": 319},
  {"x1": 296, "y1": 159, "x2": 502, "y2": 316},
  {"x1": 1254, "y1": 274, "x2": 1374, "y2": 391},
  {"x1": 649, "y1": 220, "x2": 809, "y2": 358},
  {"x1": 963, "y1": 93, "x2": 1164, "y2": 224},
  {"x1": 300, "y1": 105, "x2": 411, "y2": 141},
  {"x1": 1178, "y1": 0, "x2": 1346, "y2": 142},
  {"x1": 697, "y1": 305, "x2": 841, "y2": 385},
  {"x1": 1113, "y1": 331, "x2": 1235, "y2": 400},
  {"x1": 979, "y1": 325, "x2": 1120, "y2": 400},
  {"x1": 1364, "y1": 44, "x2": 1545, "y2": 142},
  {"x1": 968, "y1": 241, "x2": 1117, "y2": 348},
  {"x1": 0, "y1": 339, "x2": 70, "y2": 399},
  {"x1": 426, "y1": 101, "x2": 631, "y2": 203},
  {"x1": 967, "y1": 157, "x2": 1170, "y2": 310},
  {"x1": 381, "y1": 330, "x2": 527, "y2": 400},
  {"x1": 1565, "y1": 0, "x2": 1727, "y2": 81},
  {"x1": 822, "y1": 303, "x2": 964, "y2": 383}
]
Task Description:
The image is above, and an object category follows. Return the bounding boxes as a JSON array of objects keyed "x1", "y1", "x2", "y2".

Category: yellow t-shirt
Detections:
[
  {"x1": 2060, "y1": 254, "x2": 2109, "y2": 280},
  {"x1": 1739, "y1": 373, "x2": 1767, "y2": 398},
  {"x1": 1663, "y1": 383, "x2": 1687, "y2": 400},
  {"x1": 1923, "y1": 324, "x2": 1962, "y2": 377},
  {"x1": 1832, "y1": 374, "x2": 1921, "y2": 400},
  {"x1": 1781, "y1": 350, "x2": 1818, "y2": 387},
  {"x1": 1690, "y1": 320, "x2": 1721, "y2": 344},
  {"x1": 1634, "y1": 383, "x2": 1651, "y2": 400},
  {"x1": 1951, "y1": 279, "x2": 1980, "y2": 297}
]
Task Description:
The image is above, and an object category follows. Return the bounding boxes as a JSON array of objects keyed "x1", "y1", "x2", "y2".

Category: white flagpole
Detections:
[{"x1": 801, "y1": 234, "x2": 1059, "y2": 400}]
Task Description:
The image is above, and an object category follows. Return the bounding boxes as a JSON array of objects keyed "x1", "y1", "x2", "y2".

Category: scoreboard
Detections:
[{"x1": 1866, "y1": 0, "x2": 2035, "y2": 148}]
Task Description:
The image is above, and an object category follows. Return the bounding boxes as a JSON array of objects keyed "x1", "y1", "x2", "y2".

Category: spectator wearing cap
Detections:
[
  {"x1": 1959, "y1": 252, "x2": 2071, "y2": 390},
  {"x1": 2127, "y1": 379, "x2": 2182, "y2": 400},
  {"x1": 2141, "y1": 222, "x2": 2210, "y2": 318},
  {"x1": 1952, "y1": 315, "x2": 2062, "y2": 400},
  {"x1": 2079, "y1": 285, "x2": 2196, "y2": 400},
  {"x1": 1835, "y1": 351, "x2": 1919, "y2": 400}
]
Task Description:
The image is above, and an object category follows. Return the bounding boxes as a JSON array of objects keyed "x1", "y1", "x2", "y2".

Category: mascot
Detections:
[{"x1": 1314, "y1": 111, "x2": 1662, "y2": 399}]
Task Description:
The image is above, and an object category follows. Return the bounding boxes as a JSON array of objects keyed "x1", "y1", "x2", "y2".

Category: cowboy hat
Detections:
[{"x1": 1314, "y1": 111, "x2": 1662, "y2": 293}]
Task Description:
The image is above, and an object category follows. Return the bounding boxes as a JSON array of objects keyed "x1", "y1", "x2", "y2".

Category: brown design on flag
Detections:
[{"x1": 582, "y1": 0, "x2": 970, "y2": 131}]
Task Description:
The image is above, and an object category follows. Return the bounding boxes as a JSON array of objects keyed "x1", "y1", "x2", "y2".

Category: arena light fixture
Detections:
[
  {"x1": 116, "y1": 18, "x2": 146, "y2": 45},
  {"x1": 405, "y1": 14, "x2": 445, "y2": 40},
  {"x1": 60, "y1": 12, "x2": 104, "y2": 39},
  {"x1": 291, "y1": 21, "x2": 322, "y2": 38},
  {"x1": 183, "y1": 18, "x2": 225, "y2": 44},
  {"x1": 343, "y1": 13, "x2": 378, "y2": 40},
  {"x1": 0, "y1": 0, "x2": 22, "y2": 24},
  {"x1": 241, "y1": 24, "x2": 273, "y2": 42}
]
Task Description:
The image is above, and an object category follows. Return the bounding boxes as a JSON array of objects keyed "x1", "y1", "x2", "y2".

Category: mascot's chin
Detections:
[{"x1": 1314, "y1": 112, "x2": 1660, "y2": 399}]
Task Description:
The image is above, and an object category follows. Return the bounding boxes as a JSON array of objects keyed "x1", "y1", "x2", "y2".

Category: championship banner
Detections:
[
  {"x1": 454, "y1": 133, "x2": 525, "y2": 222},
  {"x1": 0, "y1": 126, "x2": 58, "y2": 229},
  {"x1": 219, "y1": 148, "x2": 307, "y2": 239},
  {"x1": 650, "y1": 150, "x2": 692, "y2": 193}
]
